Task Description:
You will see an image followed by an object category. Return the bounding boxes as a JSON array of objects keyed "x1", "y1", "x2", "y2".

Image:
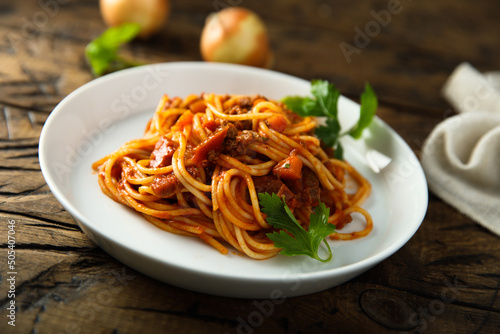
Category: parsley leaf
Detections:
[
  {"x1": 283, "y1": 80, "x2": 377, "y2": 159},
  {"x1": 258, "y1": 193, "x2": 335, "y2": 262},
  {"x1": 315, "y1": 117, "x2": 340, "y2": 147},
  {"x1": 282, "y1": 80, "x2": 340, "y2": 118},
  {"x1": 333, "y1": 141, "x2": 344, "y2": 160},
  {"x1": 349, "y1": 83, "x2": 378, "y2": 139},
  {"x1": 85, "y1": 23, "x2": 142, "y2": 77},
  {"x1": 310, "y1": 79, "x2": 340, "y2": 118},
  {"x1": 280, "y1": 96, "x2": 313, "y2": 115}
]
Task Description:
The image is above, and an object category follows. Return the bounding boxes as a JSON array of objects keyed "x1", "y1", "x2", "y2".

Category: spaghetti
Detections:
[{"x1": 92, "y1": 93, "x2": 373, "y2": 259}]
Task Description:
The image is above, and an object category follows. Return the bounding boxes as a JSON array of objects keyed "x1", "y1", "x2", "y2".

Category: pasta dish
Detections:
[{"x1": 92, "y1": 93, "x2": 373, "y2": 260}]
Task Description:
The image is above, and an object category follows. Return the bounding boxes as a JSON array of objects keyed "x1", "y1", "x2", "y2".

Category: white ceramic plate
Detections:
[{"x1": 39, "y1": 62, "x2": 428, "y2": 298}]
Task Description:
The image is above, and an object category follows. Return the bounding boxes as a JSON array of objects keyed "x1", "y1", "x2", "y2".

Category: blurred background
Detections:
[{"x1": 3, "y1": 0, "x2": 500, "y2": 111}]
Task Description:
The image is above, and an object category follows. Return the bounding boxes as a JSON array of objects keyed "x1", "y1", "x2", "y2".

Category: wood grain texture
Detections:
[{"x1": 0, "y1": 0, "x2": 499, "y2": 333}]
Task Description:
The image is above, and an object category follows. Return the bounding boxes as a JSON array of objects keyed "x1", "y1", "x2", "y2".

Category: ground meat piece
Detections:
[
  {"x1": 226, "y1": 122, "x2": 238, "y2": 139},
  {"x1": 234, "y1": 119, "x2": 252, "y2": 131},
  {"x1": 227, "y1": 106, "x2": 248, "y2": 115},
  {"x1": 238, "y1": 131, "x2": 258, "y2": 146},
  {"x1": 222, "y1": 129, "x2": 259, "y2": 157},
  {"x1": 149, "y1": 137, "x2": 177, "y2": 168},
  {"x1": 151, "y1": 166, "x2": 199, "y2": 198},
  {"x1": 203, "y1": 123, "x2": 237, "y2": 163},
  {"x1": 239, "y1": 95, "x2": 265, "y2": 108},
  {"x1": 221, "y1": 123, "x2": 237, "y2": 156},
  {"x1": 238, "y1": 96, "x2": 254, "y2": 108},
  {"x1": 253, "y1": 175, "x2": 298, "y2": 210},
  {"x1": 207, "y1": 149, "x2": 220, "y2": 163},
  {"x1": 283, "y1": 167, "x2": 320, "y2": 208}
]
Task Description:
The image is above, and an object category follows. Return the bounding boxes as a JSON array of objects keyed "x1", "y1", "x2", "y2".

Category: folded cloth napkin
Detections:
[{"x1": 421, "y1": 62, "x2": 500, "y2": 236}]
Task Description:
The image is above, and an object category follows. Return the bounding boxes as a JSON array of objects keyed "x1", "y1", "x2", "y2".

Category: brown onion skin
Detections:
[
  {"x1": 99, "y1": 0, "x2": 170, "y2": 38},
  {"x1": 200, "y1": 7, "x2": 273, "y2": 68}
]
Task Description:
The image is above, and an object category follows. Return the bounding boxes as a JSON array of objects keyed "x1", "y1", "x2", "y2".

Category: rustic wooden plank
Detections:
[
  {"x1": 1, "y1": 105, "x2": 47, "y2": 140},
  {"x1": 360, "y1": 202, "x2": 500, "y2": 322},
  {"x1": 0, "y1": 248, "x2": 113, "y2": 333},
  {"x1": 0, "y1": 23, "x2": 93, "y2": 111},
  {"x1": 0, "y1": 138, "x2": 39, "y2": 150},
  {"x1": 0, "y1": 183, "x2": 76, "y2": 225},
  {"x1": 0, "y1": 170, "x2": 45, "y2": 193},
  {"x1": 3, "y1": 263, "x2": 498, "y2": 334}
]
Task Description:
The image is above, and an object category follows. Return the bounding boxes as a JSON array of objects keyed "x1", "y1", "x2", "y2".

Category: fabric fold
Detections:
[{"x1": 421, "y1": 62, "x2": 500, "y2": 236}]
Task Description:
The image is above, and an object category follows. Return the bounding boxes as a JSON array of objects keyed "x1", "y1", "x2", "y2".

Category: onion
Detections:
[
  {"x1": 200, "y1": 7, "x2": 273, "y2": 68},
  {"x1": 99, "y1": 0, "x2": 170, "y2": 38}
]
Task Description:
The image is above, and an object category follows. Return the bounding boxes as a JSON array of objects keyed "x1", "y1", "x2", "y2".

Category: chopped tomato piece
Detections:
[
  {"x1": 189, "y1": 100, "x2": 206, "y2": 114},
  {"x1": 171, "y1": 110, "x2": 194, "y2": 132},
  {"x1": 267, "y1": 114, "x2": 287, "y2": 132},
  {"x1": 273, "y1": 154, "x2": 303, "y2": 180},
  {"x1": 191, "y1": 125, "x2": 229, "y2": 164},
  {"x1": 202, "y1": 119, "x2": 219, "y2": 132}
]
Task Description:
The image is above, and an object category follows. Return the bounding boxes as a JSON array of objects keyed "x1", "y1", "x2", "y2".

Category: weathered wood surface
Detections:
[{"x1": 0, "y1": 0, "x2": 499, "y2": 333}]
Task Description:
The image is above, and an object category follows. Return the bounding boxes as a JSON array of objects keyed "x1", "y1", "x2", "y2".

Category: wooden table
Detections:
[{"x1": 1, "y1": 0, "x2": 499, "y2": 333}]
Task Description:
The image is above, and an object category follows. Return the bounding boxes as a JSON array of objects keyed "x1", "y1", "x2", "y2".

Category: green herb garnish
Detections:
[
  {"x1": 284, "y1": 163, "x2": 291, "y2": 169},
  {"x1": 282, "y1": 80, "x2": 378, "y2": 159},
  {"x1": 349, "y1": 83, "x2": 378, "y2": 139},
  {"x1": 258, "y1": 193, "x2": 335, "y2": 262},
  {"x1": 85, "y1": 23, "x2": 142, "y2": 77}
]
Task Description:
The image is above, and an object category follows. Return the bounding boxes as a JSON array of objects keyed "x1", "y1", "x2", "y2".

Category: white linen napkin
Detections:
[{"x1": 421, "y1": 62, "x2": 500, "y2": 236}]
